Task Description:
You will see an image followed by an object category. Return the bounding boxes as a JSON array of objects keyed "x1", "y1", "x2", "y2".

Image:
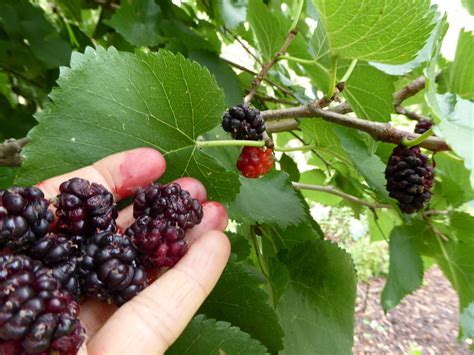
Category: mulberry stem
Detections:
[
  {"x1": 401, "y1": 128, "x2": 434, "y2": 148},
  {"x1": 274, "y1": 144, "x2": 317, "y2": 152},
  {"x1": 196, "y1": 140, "x2": 317, "y2": 152},
  {"x1": 196, "y1": 140, "x2": 265, "y2": 148}
]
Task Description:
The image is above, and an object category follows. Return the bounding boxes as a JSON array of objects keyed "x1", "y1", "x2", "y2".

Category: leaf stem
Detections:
[
  {"x1": 402, "y1": 128, "x2": 434, "y2": 148},
  {"x1": 196, "y1": 140, "x2": 265, "y2": 148},
  {"x1": 278, "y1": 55, "x2": 316, "y2": 65},
  {"x1": 291, "y1": 0, "x2": 305, "y2": 30},
  {"x1": 251, "y1": 232, "x2": 270, "y2": 279},
  {"x1": 292, "y1": 182, "x2": 391, "y2": 209},
  {"x1": 340, "y1": 59, "x2": 358, "y2": 83},
  {"x1": 327, "y1": 56, "x2": 338, "y2": 99},
  {"x1": 274, "y1": 144, "x2": 317, "y2": 152}
]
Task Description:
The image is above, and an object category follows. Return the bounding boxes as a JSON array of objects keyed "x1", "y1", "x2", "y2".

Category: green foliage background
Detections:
[{"x1": 1, "y1": 0, "x2": 473, "y2": 352}]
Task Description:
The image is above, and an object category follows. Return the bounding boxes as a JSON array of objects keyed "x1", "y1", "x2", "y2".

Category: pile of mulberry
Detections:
[
  {"x1": 0, "y1": 187, "x2": 54, "y2": 252},
  {"x1": 0, "y1": 254, "x2": 84, "y2": 354},
  {"x1": 1, "y1": 176, "x2": 204, "y2": 352},
  {"x1": 385, "y1": 145, "x2": 434, "y2": 214},
  {"x1": 222, "y1": 104, "x2": 266, "y2": 141}
]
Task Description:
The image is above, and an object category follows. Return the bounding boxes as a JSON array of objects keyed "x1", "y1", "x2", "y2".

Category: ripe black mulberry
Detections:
[
  {"x1": 385, "y1": 145, "x2": 434, "y2": 214},
  {"x1": 222, "y1": 104, "x2": 265, "y2": 141},
  {"x1": 54, "y1": 178, "x2": 118, "y2": 236},
  {"x1": 0, "y1": 254, "x2": 84, "y2": 354},
  {"x1": 79, "y1": 231, "x2": 146, "y2": 306},
  {"x1": 0, "y1": 187, "x2": 53, "y2": 252}
]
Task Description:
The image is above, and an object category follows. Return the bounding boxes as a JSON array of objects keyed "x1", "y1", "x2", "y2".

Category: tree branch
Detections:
[
  {"x1": 0, "y1": 138, "x2": 29, "y2": 167},
  {"x1": 243, "y1": 28, "x2": 298, "y2": 105},
  {"x1": 222, "y1": 58, "x2": 300, "y2": 102},
  {"x1": 393, "y1": 74, "x2": 433, "y2": 121},
  {"x1": 262, "y1": 102, "x2": 450, "y2": 151},
  {"x1": 292, "y1": 182, "x2": 391, "y2": 209},
  {"x1": 223, "y1": 27, "x2": 262, "y2": 65}
]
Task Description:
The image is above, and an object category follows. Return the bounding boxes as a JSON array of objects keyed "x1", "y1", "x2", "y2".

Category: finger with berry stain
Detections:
[
  {"x1": 237, "y1": 146, "x2": 274, "y2": 178},
  {"x1": 36, "y1": 147, "x2": 166, "y2": 202}
]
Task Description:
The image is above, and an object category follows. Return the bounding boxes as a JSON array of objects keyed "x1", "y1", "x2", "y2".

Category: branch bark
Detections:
[
  {"x1": 222, "y1": 58, "x2": 300, "y2": 101},
  {"x1": 0, "y1": 138, "x2": 29, "y2": 167},
  {"x1": 243, "y1": 29, "x2": 298, "y2": 105},
  {"x1": 262, "y1": 102, "x2": 450, "y2": 151},
  {"x1": 292, "y1": 182, "x2": 391, "y2": 209},
  {"x1": 393, "y1": 74, "x2": 435, "y2": 121}
]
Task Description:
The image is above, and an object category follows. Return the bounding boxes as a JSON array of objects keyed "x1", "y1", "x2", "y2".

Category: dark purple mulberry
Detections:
[
  {"x1": 126, "y1": 215, "x2": 187, "y2": 268},
  {"x1": 54, "y1": 178, "x2": 118, "y2": 236},
  {"x1": 0, "y1": 254, "x2": 84, "y2": 354},
  {"x1": 27, "y1": 234, "x2": 84, "y2": 300},
  {"x1": 132, "y1": 183, "x2": 203, "y2": 230},
  {"x1": 79, "y1": 231, "x2": 146, "y2": 306},
  {"x1": 414, "y1": 118, "x2": 433, "y2": 134},
  {"x1": 0, "y1": 187, "x2": 54, "y2": 252},
  {"x1": 385, "y1": 145, "x2": 434, "y2": 214},
  {"x1": 222, "y1": 104, "x2": 266, "y2": 141}
]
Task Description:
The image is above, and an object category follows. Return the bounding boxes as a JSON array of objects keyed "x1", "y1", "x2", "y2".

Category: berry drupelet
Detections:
[
  {"x1": 0, "y1": 254, "x2": 84, "y2": 354},
  {"x1": 222, "y1": 104, "x2": 266, "y2": 141},
  {"x1": 79, "y1": 231, "x2": 146, "y2": 306},
  {"x1": 54, "y1": 178, "x2": 118, "y2": 236},
  {"x1": 0, "y1": 187, "x2": 54, "y2": 252},
  {"x1": 236, "y1": 146, "x2": 274, "y2": 178},
  {"x1": 385, "y1": 145, "x2": 434, "y2": 214}
]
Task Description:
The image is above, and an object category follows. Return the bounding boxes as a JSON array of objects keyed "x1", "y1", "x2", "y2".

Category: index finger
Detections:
[{"x1": 36, "y1": 148, "x2": 166, "y2": 202}]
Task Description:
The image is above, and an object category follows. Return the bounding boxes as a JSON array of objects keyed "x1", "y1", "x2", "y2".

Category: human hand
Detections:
[{"x1": 36, "y1": 148, "x2": 231, "y2": 354}]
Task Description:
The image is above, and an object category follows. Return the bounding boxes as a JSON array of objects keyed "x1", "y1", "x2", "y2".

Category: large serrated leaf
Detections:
[
  {"x1": 199, "y1": 261, "x2": 284, "y2": 353},
  {"x1": 226, "y1": 172, "x2": 306, "y2": 228},
  {"x1": 435, "y1": 153, "x2": 474, "y2": 207},
  {"x1": 445, "y1": 29, "x2": 473, "y2": 99},
  {"x1": 313, "y1": 0, "x2": 437, "y2": 64},
  {"x1": 433, "y1": 94, "x2": 474, "y2": 187},
  {"x1": 247, "y1": 0, "x2": 287, "y2": 61},
  {"x1": 105, "y1": 0, "x2": 163, "y2": 47},
  {"x1": 344, "y1": 62, "x2": 397, "y2": 122},
  {"x1": 167, "y1": 315, "x2": 267, "y2": 355},
  {"x1": 381, "y1": 225, "x2": 424, "y2": 311},
  {"x1": 332, "y1": 127, "x2": 390, "y2": 201},
  {"x1": 16, "y1": 47, "x2": 239, "y2": 201},
  {"x1": 276, "y1": 240, "x2": 356, "y2": 354}
]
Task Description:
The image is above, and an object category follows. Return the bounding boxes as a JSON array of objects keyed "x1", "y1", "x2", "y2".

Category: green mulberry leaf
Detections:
[
  {"x1": 167, "y1": 315, "x2": 266, "y2": 355},
  {"x1": 16, "y1": 47, "x2": 239, "y2": 202}
]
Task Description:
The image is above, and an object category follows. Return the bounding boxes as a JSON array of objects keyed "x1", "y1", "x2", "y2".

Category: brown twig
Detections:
[
  {"x1": 243, "y1": 29, "x2": 298, "y2": 105},
  {"x1": 262, "y1": 102, "x2": 450, "y2": 152},
  {"x1": 223, "y1": 27, "x2": 262, "y2": 65},
  {"x1": 0, "y1": 138, "x2": 29, "y2": 167},
  {"x1": 393, "y1": 74, "x2": 436, "y2": 121},
  {"x1": 292, "y1": 182, "x2": 391, "y2": 209},
  {"x1": 266, "y1": 119, "x2": 299, "y2": 133},
  {"x1": 254, "y1": 93, "x2": 298, "y2": 106},
  {"x1": 221, "y1": 58, "x2": 300, "y2": 102},
  {"x1": 288, "y1": 131, "x2": 333, "y2": 172}
]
